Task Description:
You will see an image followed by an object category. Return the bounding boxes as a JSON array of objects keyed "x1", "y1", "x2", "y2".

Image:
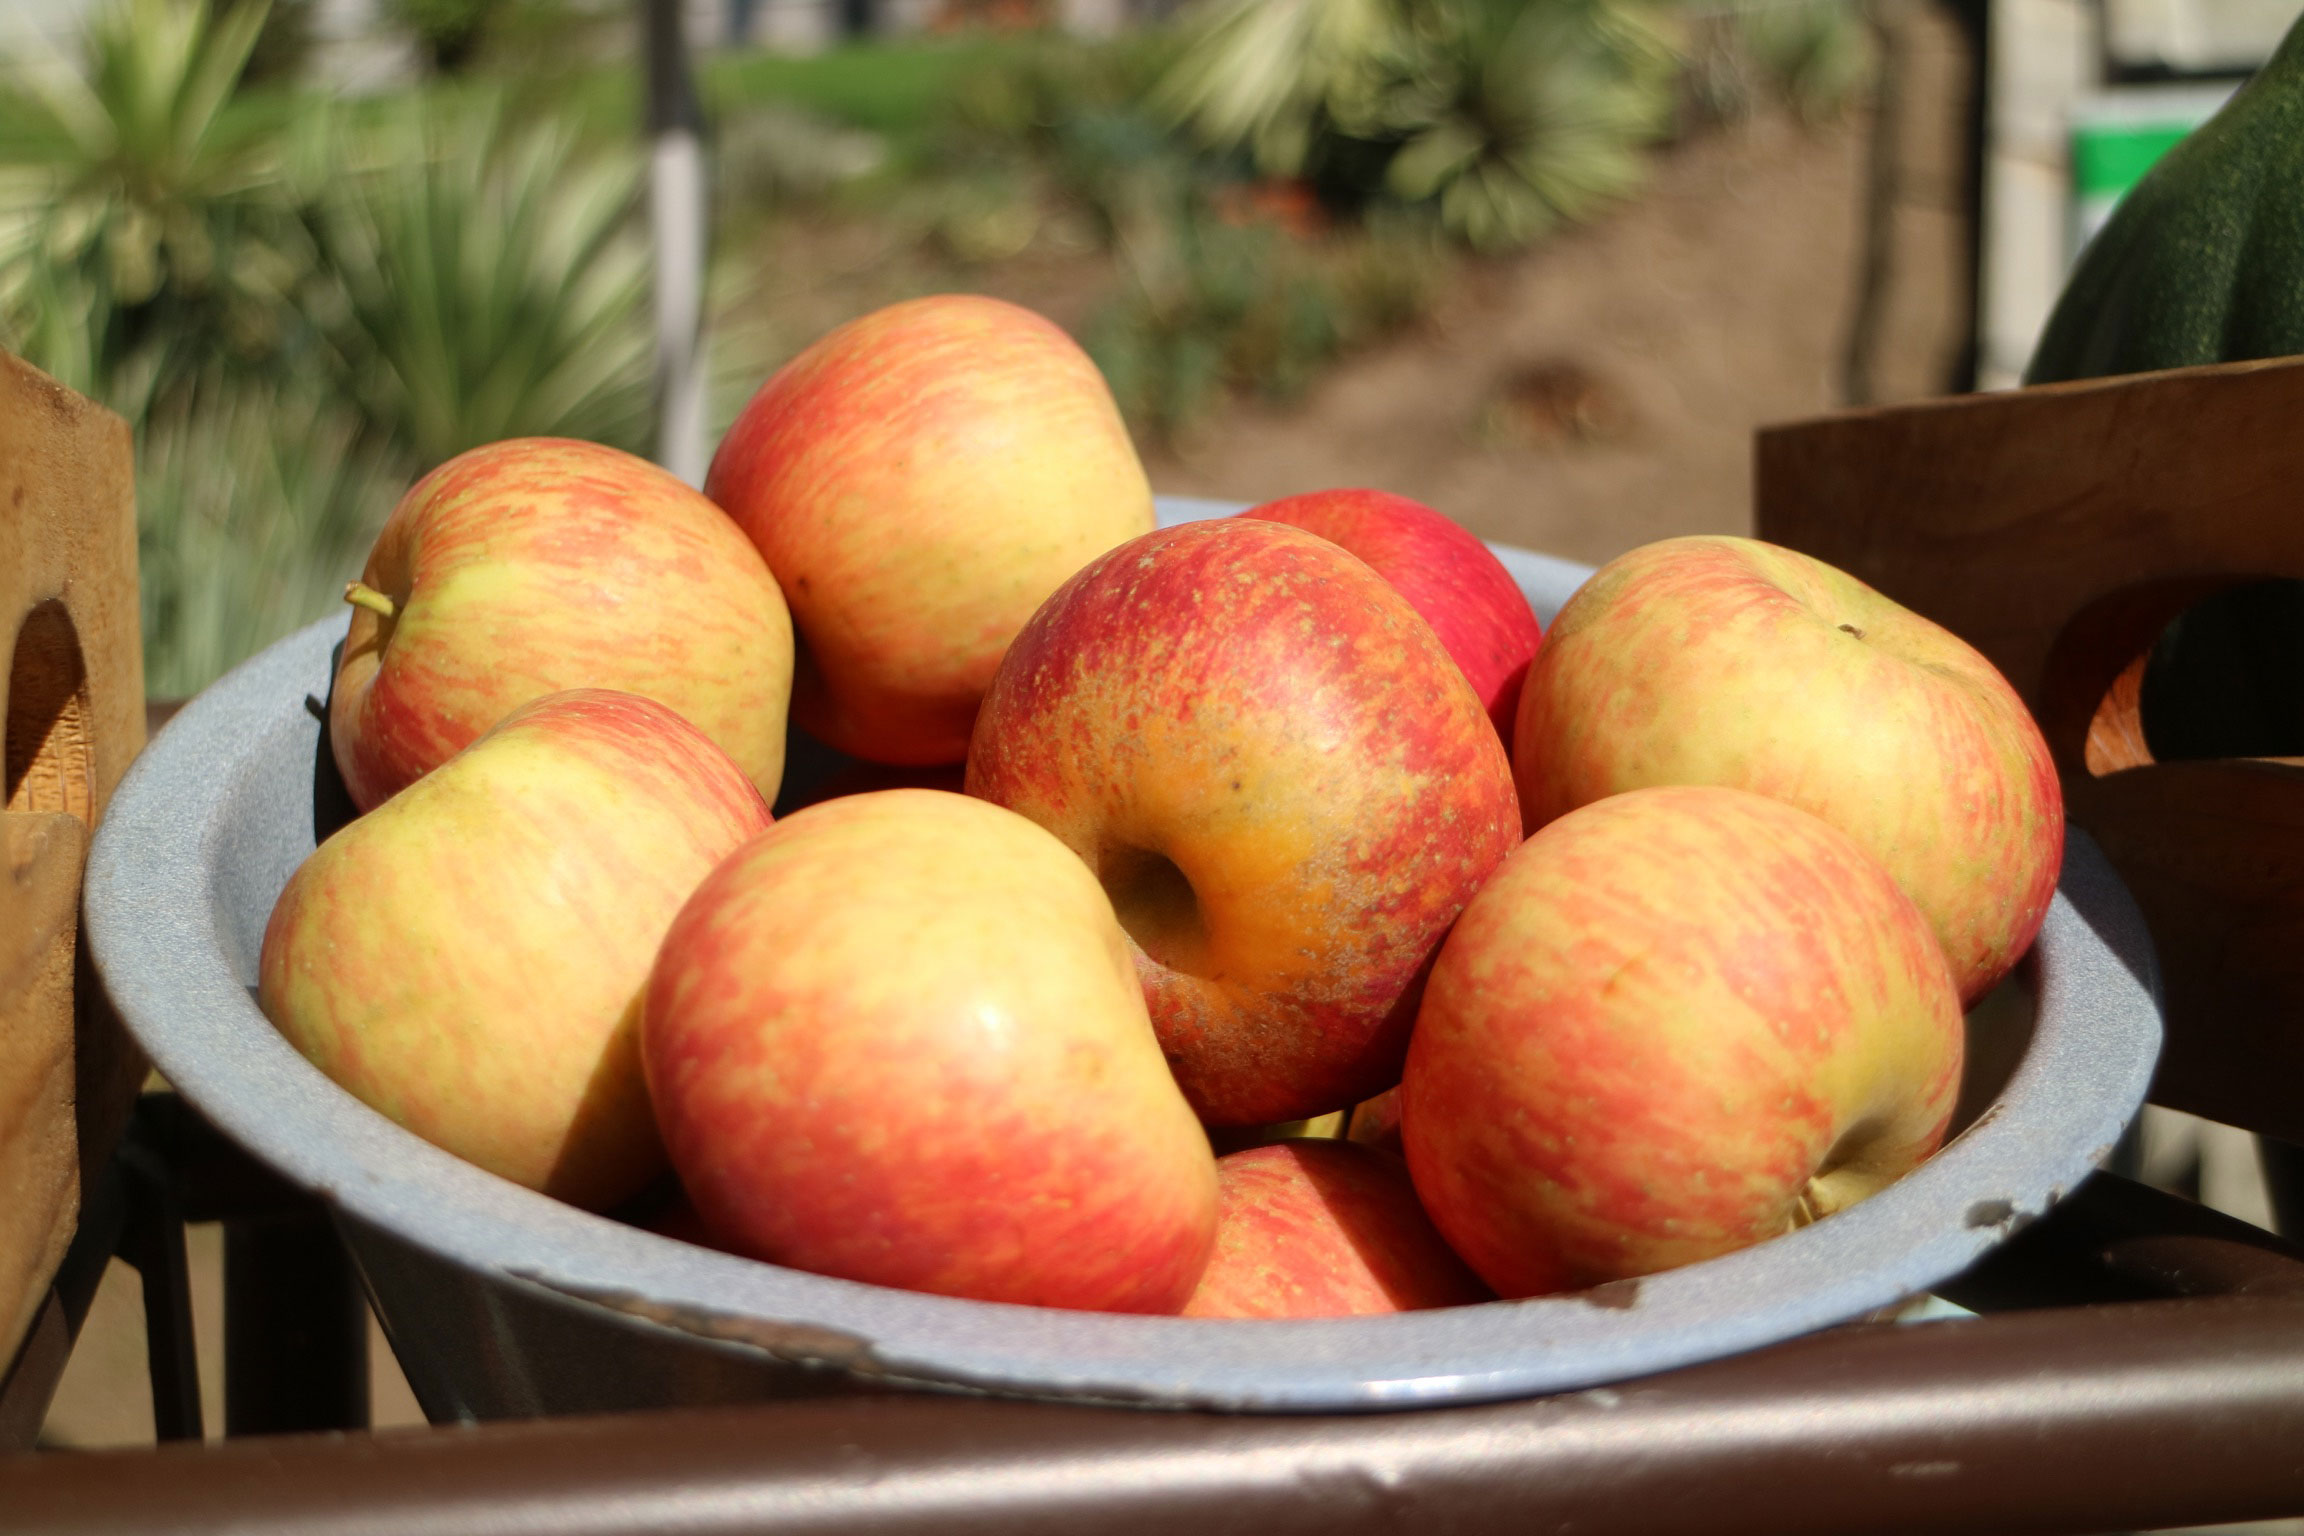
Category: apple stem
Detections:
[{"x1": 344, "y1": 582, "x2": 398, "y2": 621}]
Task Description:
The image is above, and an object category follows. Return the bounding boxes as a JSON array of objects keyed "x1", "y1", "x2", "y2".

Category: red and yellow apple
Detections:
[
  {"x1": 642, "y1": 789, "x2": 1218, "y2": 1313},
  {"x1": 706, "y1": 295, "x2": 1154, "y2": 766},
  {"x1": 967, "y1": 518, "x2": 1523, "y2": 1128},
  {"x1": 330, "y1": 437, "x2": 794, "y2": 812},
  {"x1": 259, "y1": 690, "x2": 773, "y2": 1210},
  {"x1": 1513, "y1": 535, "x2": 2061, "y2": 1001},
  {"x1": 1402, "y1": 785, "x2": 1965, "y2": 1298},
  {"x1": 1237, "y1": 489, "x2": 1542, "y2": 749},
  {"x1": 1184, "y1": 1139, "x2": 1489, "y2": 1318}
]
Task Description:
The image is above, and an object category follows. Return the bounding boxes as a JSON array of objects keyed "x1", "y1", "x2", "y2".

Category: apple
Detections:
[
  {"x1": 330, "y1": 437, "x2": 794, "y2": 813},
  {"x1": 1402, "y1": 784, "x2": 1964, "y2": 1298},
  {"x1": 1236, "y1": 489, "x2": 1542, "y2": 749},
  {"x1": 259, "y1": 690, "x2": 774, "y2": 1211},
  {"x1": 642, "y1": 789, "x2": 1218, "y2": 1313},
  {"x1": 1183, "y1": 1139, "x2": 1489, "y2": 1318},
  {"x1": 1513, "y1": 535, "x2": 2061, "y2": 1001},
  {"x1": 706, "y1": 294, "x2": 1155, "y2": 767},
  {"x1": 966, "y1": 518, "x2": 1523, "y2": 1128}
]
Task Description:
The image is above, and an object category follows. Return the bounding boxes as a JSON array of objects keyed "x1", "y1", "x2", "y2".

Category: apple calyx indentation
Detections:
[
  {"x1": 1100, "y1": 844, "x2": 1211, "y2": 977},
  {"x1": 345, "y1": 581, "x2": 399, "y2": 622}
]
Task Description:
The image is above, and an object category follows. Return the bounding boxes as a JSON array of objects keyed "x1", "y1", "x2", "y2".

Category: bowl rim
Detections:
[{"x1": 84, "y1": 510, "x2": 2163, "y2": 1413}]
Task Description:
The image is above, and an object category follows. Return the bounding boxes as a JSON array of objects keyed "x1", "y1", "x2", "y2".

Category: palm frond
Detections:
[
  {"x1": 316, "y1": 91, "x2": 654, "y2": 468},
  {"x1": 0, "y1": 0, "x2": 312, "y2": 411},
  {"x1": 1153, "y1": 0, "x2": 1399, "y2": 175}
]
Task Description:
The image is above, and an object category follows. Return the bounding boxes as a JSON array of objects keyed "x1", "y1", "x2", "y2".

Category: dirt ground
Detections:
[
  {"x1": 1146, "y1": 10, "x2": 1976, "y2": 565},
  {"x1": 37, "y1": 4, "x2": 1979, "y2": 1452}
]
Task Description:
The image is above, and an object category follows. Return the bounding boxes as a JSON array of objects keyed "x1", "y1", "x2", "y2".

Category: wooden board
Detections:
[
  {"x1": 0, "y1": 352, "x2": 145, "y2": 1386},
  {"x1": 1756, "y1": 353, "x2": 2304, "y2": 1144}
]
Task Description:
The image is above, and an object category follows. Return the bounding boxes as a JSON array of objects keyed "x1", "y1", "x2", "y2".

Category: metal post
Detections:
[
  {"x1": 644, "y1": 0, "x2": 710, "y2": 488},
  {"x1": 222, "y1": 1216, "x2": 369, "y2": 1437}
]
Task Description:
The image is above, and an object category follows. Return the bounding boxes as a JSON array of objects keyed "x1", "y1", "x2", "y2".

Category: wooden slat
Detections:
[
  {"x1": 1756, "y1": 354, "x2": 2304, "y2": 1142},
  {"x1": 0, "y1": 352, "x2": 146, "y2": 1393}
]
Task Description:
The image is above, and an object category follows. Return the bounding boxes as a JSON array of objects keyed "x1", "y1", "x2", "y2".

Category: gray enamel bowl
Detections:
[{"x1": 84, "y1": 499, "x2": 2162, "y2": 1421}]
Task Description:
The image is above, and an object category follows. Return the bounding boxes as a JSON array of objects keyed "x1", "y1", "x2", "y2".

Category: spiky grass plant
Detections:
[
  {"x1": 0, "y1": 0, "x2": 317, "y2": 414},
  {"x1": 1156, "y1": 0, "x2": 1678, "y2": 251},
  {"x1": 135, "y1": 381, "x2": 405, "y2": 697},
  {"x1": 1378, "y1": 0, "x2": 1679, "y2": 250},
  {"x1": 316, "y1": 90, "x2": 654, "y2": 469},
  {"x1": 1151, "y1": 0, "x2": 1398, "y2": 177},
  {"x1": 1736, "y1": 0, "x2": 1875, "y2": 121}
]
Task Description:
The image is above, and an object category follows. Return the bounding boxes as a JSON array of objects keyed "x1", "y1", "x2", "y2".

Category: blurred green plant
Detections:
[
  {"x1": 1150, "y1": 0, "x2": 1395, "y2": 176},
  {"x1": 0, "y1": 0, "x2": 319, "y2": 414},
  {"x1": 1086, "y1": 189, "x2": 1447, "y2": 439},
  {"x1": 136, "y1": 381, "x2": 405, "y2": 698},
  {"x1": 1382, "y1": 0, "x2": 1679, "y2": 249},
  {"x1": 390, "y1": 0, "x2": 506, "y2": 73},
  {"x1": 1734, "y1": 0, "x2": 1874, "y2": 119},
  {"x1": 923, "y1": 26, "x2": 1191, "y2": 252},
  {"x1": 315, "y1": 91, "x2": 655, "y2": 468},
  {"x1": 1157, "y1": 0, "x2": 1679, "y2": 250},
  {"x1": 0, "y1": 2, "x2": 663, "y2": 693},
  {"x1": 707, "y1": 36, "x2": 1018, "y2": 149},
  {"x1": 1680, "y1": 0, "x2": 1876, "y2": 124},
  {"x1": 230, "y1": 0, "x2": 317, "y2": 86},
  {"x1": 715, "y1": 101, "x2": 890, "y2": 222}
]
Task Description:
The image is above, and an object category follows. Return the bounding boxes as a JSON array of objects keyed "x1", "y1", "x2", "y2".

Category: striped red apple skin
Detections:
[
  {"x1": 261, "y1": 690, "x2": 774, "y2": 1211},
  {"x1": 1403, "y1": 785, "x2": 1964, "y2": 1298},
  {"x1": 642, "y1": 790, "x2": 1218, "y2": 1314},
  {"x1": 330, "y1": 437, "x2": 794, "y2": 812},
  {"x1": 706, "y1": 295, "x2": 1154, "y2": 767},
  {"x1": 1237, "y1": 489, "x2": 1542, "y2": 751},
  {"x1": 1184, "y1": 1140, "x2": 1489, "y2": 1318},
  {"x1": 968, "y1": 518, "x2": 1522, "y2": 1127},
  {"x1": 1513, "y1": 535, "x2": 2060, "y2": 1002}
]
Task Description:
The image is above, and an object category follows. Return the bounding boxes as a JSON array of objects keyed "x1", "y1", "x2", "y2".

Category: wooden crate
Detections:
[
  {"x1": 1, "y1": 352, "x2": 147, "y2": 1381},
  {"x1": 1757, "y1": 354, "x2": 2304, "y2": 1146}
]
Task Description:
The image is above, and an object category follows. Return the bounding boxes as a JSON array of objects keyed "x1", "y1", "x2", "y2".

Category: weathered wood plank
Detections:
[{"x1": 0, "y1": 351, "x2": 146, "y2": 1393}]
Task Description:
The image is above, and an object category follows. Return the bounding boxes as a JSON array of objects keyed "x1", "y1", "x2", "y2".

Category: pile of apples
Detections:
[{"x1": 257, "y1": 294, "x2": 2064, "y2": 1320}]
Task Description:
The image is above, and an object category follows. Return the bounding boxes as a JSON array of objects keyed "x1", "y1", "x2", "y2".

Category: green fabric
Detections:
[{"x1": 2027, "y1": 13, "x2": 2304, "y2": 385}]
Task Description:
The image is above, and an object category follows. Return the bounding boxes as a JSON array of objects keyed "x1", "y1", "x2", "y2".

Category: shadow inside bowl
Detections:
[{"x1": 1951, "y1": 969, "x2": 2037, "y2": 1142}]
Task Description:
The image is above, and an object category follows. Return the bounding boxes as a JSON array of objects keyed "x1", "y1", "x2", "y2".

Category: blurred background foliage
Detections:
[
  {"x1": 1155, "y1": 0, "x2": 1681, "y2": 250},
  {"x1": 0, "y1": 0, "x2": 1872, "y2": 695}
]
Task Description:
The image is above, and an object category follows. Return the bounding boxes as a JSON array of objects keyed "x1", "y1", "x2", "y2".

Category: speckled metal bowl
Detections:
[{"x1": 83, "y1": 499, "x2": 2161, "y2": 1420}]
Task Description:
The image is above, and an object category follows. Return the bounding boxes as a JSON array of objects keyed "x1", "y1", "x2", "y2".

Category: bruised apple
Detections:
[
  {"x1": 259, "y1": 691, "x2": 773, "y2": 1210},
  {"x1": 642, "y1": 790, "x2": 1218, "y2": 1313},
  {"x1": 1403, "y1": 785, "x2": 1964, "y2": 1298},
  {"x1": 968, "y1": 518, "x2": 1522, "y2": 1127}
]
